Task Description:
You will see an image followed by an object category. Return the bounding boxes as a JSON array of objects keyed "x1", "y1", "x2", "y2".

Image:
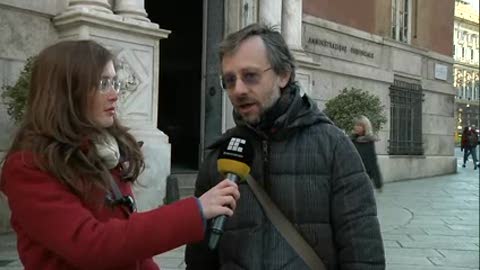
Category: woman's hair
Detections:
[
  {"x1": 219, "y1": 23, "x2": 296, "y2": 87},
  {"x1": 6, "y1": 40, "x2": 144, "y2": 201},
  {"x1": 353, "y1": 115, "x2": 374, "y2": 137}
]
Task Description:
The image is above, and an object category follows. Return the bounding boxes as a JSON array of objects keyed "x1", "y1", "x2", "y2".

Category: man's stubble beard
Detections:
[{"x1": 241, "y1": 87, "x2": 281, "y2": 125}]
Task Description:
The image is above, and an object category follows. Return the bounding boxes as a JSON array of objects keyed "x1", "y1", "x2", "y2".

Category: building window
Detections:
[
  {"x1": 391, "y1": 0, "x2": 411, "y2": 43},
  {"x1": 466, "y1": 85, "x2": 472, "y2": 100},
  {"x1": 389, "y1": 78, "x2": 424, "y2": 155},
  {"x1": 475, "y1": 81, "x2": 480, "y2": 100}
]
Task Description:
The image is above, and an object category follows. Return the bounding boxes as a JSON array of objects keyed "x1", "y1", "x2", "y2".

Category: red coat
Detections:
[{"x1": 0, "y1": 151, "x2": 205, "y2": 270}]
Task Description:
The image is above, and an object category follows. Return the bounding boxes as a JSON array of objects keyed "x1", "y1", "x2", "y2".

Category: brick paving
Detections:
[{"x1": 1, "y1": 147, "x2": 478, "y2": 269}]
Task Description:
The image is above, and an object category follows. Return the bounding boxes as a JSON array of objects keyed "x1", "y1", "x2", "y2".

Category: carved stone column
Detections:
[
  {"x1": 259, "y1": 0, "x2": 282, "y2": 30},
  {"x1": 282, "y1": 0, "x2": 303, "y2": 51},
  {"x1": 114, "y1": 0, "x2": 149, "y2": 22},
  {"x1": 281, "y1": 0, "x2": 316, "y2": 94},
  {"x1": 67, "y1": 0, "x2": 113, "y2": 14}
]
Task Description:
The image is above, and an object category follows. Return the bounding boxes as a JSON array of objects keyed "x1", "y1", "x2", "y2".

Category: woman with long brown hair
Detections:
[{"x1": 0, "y1": 40, "x2": 239, "y2": 270}]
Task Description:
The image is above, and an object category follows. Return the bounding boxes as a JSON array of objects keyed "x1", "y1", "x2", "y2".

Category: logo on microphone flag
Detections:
[
  {"x1": 227, "y1": 137, "x2": 246, "y2": 153},
  {"x1": 217, "y1": 136, "x2": 253, "y2": 179}
]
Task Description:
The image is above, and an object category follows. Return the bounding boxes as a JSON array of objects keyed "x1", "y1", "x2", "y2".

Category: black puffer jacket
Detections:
[{"x1": 185, "y1": 85, "x2": 385, "y2": 270}]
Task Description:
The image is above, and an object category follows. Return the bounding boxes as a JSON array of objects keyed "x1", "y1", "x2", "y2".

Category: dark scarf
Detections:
[{"x1": 351, "y1": 133, "x2": 378, "y2": 143}]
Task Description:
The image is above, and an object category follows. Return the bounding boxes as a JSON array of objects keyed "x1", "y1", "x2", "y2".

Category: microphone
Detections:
[{"x1": 208, "y1": 136, "x2": 254, "y2": 250}]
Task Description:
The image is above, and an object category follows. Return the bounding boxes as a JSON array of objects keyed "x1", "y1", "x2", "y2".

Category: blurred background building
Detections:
[
  {"x1": 0, "y1": 0, "x2": 457, "y2": 233},
  {"x1": 453, "y1": 0, "x2": 480, "y2": 144}
]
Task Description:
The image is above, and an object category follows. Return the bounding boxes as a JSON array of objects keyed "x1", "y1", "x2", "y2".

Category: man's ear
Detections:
[{"x1": 278, "y1": 71, "x2": 291, "y2": 88}]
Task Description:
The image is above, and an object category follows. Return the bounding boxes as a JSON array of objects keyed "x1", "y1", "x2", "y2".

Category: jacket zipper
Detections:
[{"x1": 262, "y1": 139, "x2": 270, "y2": 193}]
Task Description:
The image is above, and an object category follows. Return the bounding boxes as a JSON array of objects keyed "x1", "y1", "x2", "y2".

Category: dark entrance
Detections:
[
  {"x1": 146, "y1": 1, "x2": 225, "y2": 173},
  {"x1": 146, "y1": 2, "x2": 203, "y2": 172}
]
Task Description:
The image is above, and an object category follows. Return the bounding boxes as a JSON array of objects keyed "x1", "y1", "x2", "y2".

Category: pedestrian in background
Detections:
[
  {"x1": 351, "y1": 115, "x2": 383, "y2": 191},
  {"x1": 185, "y1": 23, "x2": 385, "y2": 270},
  {"x1": 461, "y1": 126, "x2": 478, "y2": 170},
  {"x1": 0, "y1": 40, "x2": 240, "y2": 270}
]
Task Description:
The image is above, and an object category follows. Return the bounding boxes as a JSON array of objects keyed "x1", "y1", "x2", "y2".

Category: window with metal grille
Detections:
[{"x1": 389, "y1": 78, "x2": 424, "y2": 155}]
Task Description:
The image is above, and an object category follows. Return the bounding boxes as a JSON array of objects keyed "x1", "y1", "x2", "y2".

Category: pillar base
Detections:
[
  {"x1": 115, "y1": 9, "x2": 150, "y2": 22},
  {"x1": 128, "y1": 127, "x2": 171, "y2": 211},
  {"x1": 67, "y1": 0, "x2": 113, "y2": 14}
]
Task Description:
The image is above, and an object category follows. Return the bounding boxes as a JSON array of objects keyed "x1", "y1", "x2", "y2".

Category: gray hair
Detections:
[
  {"x1": 219, "y1": 23, "x2": 296, "y2": 86},
  {"x1": 354, "y1": 115, "x2": 374, "y2": 136}
]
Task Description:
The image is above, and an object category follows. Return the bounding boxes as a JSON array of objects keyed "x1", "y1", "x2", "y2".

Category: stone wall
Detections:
[
  {"x1": 0, "y1": 2, "x2": 60, "y2": 153},
  {"x1": 0, "y1": 1, "x2": 62, "y2": 233}
]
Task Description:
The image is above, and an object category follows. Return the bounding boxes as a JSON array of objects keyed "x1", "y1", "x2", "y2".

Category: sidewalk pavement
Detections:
[
  {"x1": 1, "y1": 148, "x2": 478, "y2": 269},
  {"x1": 375, "y1": 147, "x2": 479, "y2": 270}
]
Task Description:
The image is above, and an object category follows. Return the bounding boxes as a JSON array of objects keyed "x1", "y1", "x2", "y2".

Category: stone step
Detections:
[{"x1": 170, "y1": 172, "x2": 198, "y2": 199}]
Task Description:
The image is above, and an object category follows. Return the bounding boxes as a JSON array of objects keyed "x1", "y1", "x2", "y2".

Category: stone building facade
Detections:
[
  {"x1": 0, "y1": 0, "x2": 456, "y2": 233},
  {"x1": 453, "y1": 0, "x2": 480, "y2": 142}
]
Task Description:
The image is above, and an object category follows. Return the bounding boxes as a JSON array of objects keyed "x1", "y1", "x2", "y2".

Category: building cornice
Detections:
[
  {"x1": 453, "y1": 62, "x2": 480, "y2": 70},
  {"x1": 53, "y1": 9, "x2": 170, "y2": 40}
]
